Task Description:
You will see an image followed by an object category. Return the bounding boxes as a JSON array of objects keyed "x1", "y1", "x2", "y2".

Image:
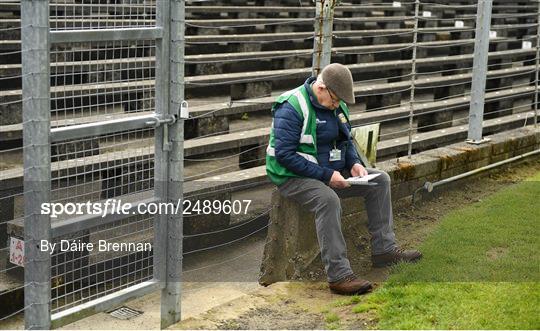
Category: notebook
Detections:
[{"x1": 345, "y1": 173, "x2": 381, "y2": 185}]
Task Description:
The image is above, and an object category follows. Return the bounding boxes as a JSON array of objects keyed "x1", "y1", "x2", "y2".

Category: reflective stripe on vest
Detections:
[
  {"x1": 293, "y1": 89, "x2": 314, "y2": 145},
  {"x1": 266, "y1": 146, "x2": 318, "y2": 164}
]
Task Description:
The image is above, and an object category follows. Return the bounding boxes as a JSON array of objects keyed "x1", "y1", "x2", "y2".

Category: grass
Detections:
[
  {"x1": 355, "y1": 170, "x2": 540, "y2": 329},
  {"x1": 333, "y1": 295, "x2": 362, "y2": 307},
  {"x1": 325, "y1": 312, "x2": 341, "y2": 329}
]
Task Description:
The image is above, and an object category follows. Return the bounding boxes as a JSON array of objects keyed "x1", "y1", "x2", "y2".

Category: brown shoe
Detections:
[
  {"x1": 372, "y1": 247, "x2": 422, "y2": 268},
  {"x1": 328, "y1": 274, "x2": 372, "y2": 295}
]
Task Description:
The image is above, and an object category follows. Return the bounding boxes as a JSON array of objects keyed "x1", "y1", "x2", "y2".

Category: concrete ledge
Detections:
[{"x1": 259, "y1": 126, "x2": 540, "y2": 285}]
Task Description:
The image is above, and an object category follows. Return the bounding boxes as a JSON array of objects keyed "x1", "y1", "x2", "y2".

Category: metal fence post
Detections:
[
  {"x1": 21, "y1": 0, "x2": 51, "y2": 328},
  {"x1": 154, "y1": 0, "x2": 171, "y2": 326},
  {"x1": 534, "y1": 1, "x2": 540, "y2": 128},
  {"x1": 312, "y1": 0, "x2": 334, "y2": 76},
  {"x1": 155, "y1": 0, "x2": 184, "y2": 327},
  {"x1": 160, "y1": 0, "x2": 185, "y2": 328},
  {"x1": 467, "y1": 0, "x2": 493, "y2": 143},
  {"x1": 407, "y1": 0, "x2": 420, "y2": 159},
  {"x1": 153, "y1": 1, "x2": 170, "y2": 296}
]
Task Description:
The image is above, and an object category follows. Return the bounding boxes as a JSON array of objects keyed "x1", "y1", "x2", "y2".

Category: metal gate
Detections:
[{"x1": 21, "y1": 0, "x2": 184, "y2": 328}]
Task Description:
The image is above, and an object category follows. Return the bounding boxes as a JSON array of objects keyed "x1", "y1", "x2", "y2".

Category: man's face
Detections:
[{"x1": 321, "y1": 86, "x2": 341, "y2": 110}]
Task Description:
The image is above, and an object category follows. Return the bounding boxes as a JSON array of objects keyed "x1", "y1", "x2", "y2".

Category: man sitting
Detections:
[{"x1": 265, "y1": 63, "x2": 422, "y2": 295}]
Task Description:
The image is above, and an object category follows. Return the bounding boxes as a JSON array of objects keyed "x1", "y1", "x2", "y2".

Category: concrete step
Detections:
[
  {"x1": 0, "y1": 84, "x2": 535, "y2": 191},
  {"x1": 0, "y1": 52, "x2": 534, "y2": 136},
  {"x1": 0, "y1": 37, "x2": 513, "y2": 88}
]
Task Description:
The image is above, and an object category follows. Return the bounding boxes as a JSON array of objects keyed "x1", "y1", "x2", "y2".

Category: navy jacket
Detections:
[{"x1": 273, "y1": 77, "x2": 362, "y2": 184}]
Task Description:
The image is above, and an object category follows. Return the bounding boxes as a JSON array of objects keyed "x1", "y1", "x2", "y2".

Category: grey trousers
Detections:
[{"x1": 278, "y1": 168, "x2": 397, "y2": 282}]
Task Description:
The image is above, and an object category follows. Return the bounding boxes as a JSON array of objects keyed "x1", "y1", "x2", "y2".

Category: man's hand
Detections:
[
  {"x1": 351, "y1": 163, "x2": 368, "y2": 177},
  {"x1": 330, "y1": 171, "x2": 351, "y2": 189}
]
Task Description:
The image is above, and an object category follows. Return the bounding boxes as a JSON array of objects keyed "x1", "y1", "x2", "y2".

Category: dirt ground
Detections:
[{"x1": 175, "y1": 158, "x2": 540, "y2": 330}]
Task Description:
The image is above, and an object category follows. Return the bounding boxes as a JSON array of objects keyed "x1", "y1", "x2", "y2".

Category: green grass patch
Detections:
[
  {"x1": 333, "y1": 295, "x2": 362, "y2": 307},
  {"x1": 325, "y1": 312, "x2": 341, "y2": 329},
  {"x1": 352, "y1": 302, "x2": 380, "y2": 314},
  {"x1": 325, "y1": 312, "x2": 340, "y2": 323},
  {"x1": 363, "y1": 170, "x2": 540, "y2": 329}
]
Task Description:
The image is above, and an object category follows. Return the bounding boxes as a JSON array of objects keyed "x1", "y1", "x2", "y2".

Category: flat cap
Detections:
[{"x1": 320, "y1": 63, "x2": 355, "y2": 104}]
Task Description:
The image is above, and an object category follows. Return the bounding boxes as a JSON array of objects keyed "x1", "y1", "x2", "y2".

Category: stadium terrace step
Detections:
[
  {"x1": 0, "y1": 63, "x2": 533, "y2": 143},
  {"x1": 0, "y1": 79, "x2": 155, "y2": 125},
  {"x1": 184, "y1": 37, "x2": 512, "y2": 75},
  {"x1": 0, "y1": 84, "x2": 534, "y2": 192},
  {"x1": 347, "y1": 0, "x2": 535, "y2": 3},
  {"x1": 0, "y1": 40, "x2": 17, "y2": 51},
  {"x1": 0, "y1": 110, "x2": 535, "y2": 235},
  {"x1": 0, "y1": 17, "x2": 469, "y2": 40},
  {"x1": 424, "y1": 4, "x2": 537, "y2": 11},
  {"x1": 0, "y1": 47, "x2": 535, "y2": 130},
  {"x1": 0, "y1": 2, "x2": 153, "y2": 14},
  {"x1": 0, "y1": 17, "x2": 155, "y2": 29},
  {"x1": 196, "y1": 0, "x2": 535, "y2": 5},
  {"x1": 0, "y1": 3, "x2": 408, "y2": 17},
  {"x1": 186, "y1": 16, "x2": 416, "y2": 27},
  {"x1": 162, "y1": 112, "x2": 539, "y2": 190},
  {"x1": 0, "y1": 26, "x2": 478, "y2": 59},
  {"x1": 0, "y1": 37, "x2": 512, "y2": 87},
  {"x1": 184, "y1": 15, "x2": 444, "y2": 34},
  {"x1": 185, "y1": 63, "x2": 533, "y2": 116},
  {"x1": 185, "y1": 26, "x2": 471, "y2": 44},
  {"x1": 1, "y1": 14, "x2": 474, "y2": 40},
  {"x1": 185, "y1": 85, "x2": 535, "y2": 161},
  {"x1": 182, "y1": 48, "x2": 535, "y2": 99},
  {"x1": 1, "y1": 3, "x2": 529, "y2": 22}
]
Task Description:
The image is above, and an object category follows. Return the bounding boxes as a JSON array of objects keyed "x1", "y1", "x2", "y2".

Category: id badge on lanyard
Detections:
[{"x1": 329, "y1": 141, "x2": 342, "y2": 162}]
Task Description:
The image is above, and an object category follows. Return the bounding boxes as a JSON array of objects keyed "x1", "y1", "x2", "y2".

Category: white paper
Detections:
[
  {"x1": 422, "y1": 11, "x2": 432, "y2": 18},
  {"x1": 522, "y1": 41, "x2": 532, "y2": 49},
  {"x1": 489, "y1": 31, "x2": 497, "y2": 39},
  {"x1": 455, "y1": 20, "x2": 464, "y2": 28},
  {"x1": 392, "y1": 1, "x2": 401, "y2": 8},
  {"x1": 345, "y1": 173, "x2": 381, "y2": 185}
]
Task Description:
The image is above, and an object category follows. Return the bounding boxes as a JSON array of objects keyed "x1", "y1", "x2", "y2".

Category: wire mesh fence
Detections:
[
  {"x1": 49, "y1": 213, "x2": 154, "y2": 314},
  {"x1": 0, "y1": 0, "x2": 169, "y2": 327},
  {"x1": 0, "y1": 0, "x2": 539, "y2": 328}
]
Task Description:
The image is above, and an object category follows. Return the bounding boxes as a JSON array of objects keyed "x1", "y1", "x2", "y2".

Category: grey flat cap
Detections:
[{"x1": 320, "y1": 63, "x2": 355, "y2": 104}]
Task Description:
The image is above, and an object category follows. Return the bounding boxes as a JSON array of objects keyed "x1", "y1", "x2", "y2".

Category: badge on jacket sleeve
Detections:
[{"x1": 338, "y1": 113, "x2": 347, "y2": 124}]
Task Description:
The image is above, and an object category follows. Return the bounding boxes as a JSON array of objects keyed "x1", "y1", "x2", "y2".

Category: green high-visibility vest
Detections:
[{"x1": 266, "y1": 84, "x2": 350, "y2": 186}]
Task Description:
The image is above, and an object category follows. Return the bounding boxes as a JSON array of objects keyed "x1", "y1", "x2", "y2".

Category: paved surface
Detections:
[{"x1": 62, "y1": 234, "x2": 267, "y2": 330}]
